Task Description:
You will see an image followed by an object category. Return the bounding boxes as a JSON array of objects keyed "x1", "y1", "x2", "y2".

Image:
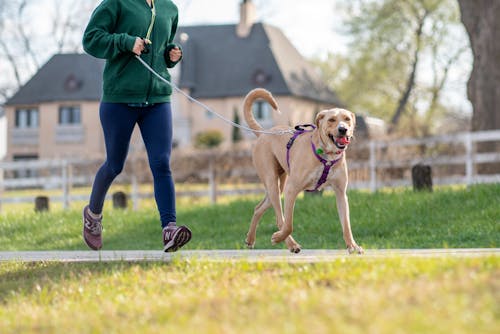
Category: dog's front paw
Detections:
[
  {"x1": 245, "y1": 235, "x2": 256, "y2": 249},
  {"x1": 289, "y1": 244, "x2": 301, "y2": 254},
  {"x1": 347, "y1": 244, "x2": 364, "y2": 254},
  {"x1": 245, "y1": 239, "x2": 255, "y2": 249}
]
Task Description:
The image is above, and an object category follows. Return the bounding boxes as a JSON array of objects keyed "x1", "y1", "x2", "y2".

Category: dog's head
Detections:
[{"x1": 315, "y1": 108, "x2": 356, "y2": 151}]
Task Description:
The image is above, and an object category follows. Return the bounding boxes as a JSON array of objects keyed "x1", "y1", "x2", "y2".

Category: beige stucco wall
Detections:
[
  {"x1": 6, "y1": 101, "x2": 110, "y2": 161},
  {"x1": 5, "y1": 94, "x2": 337, "y2": 160}
]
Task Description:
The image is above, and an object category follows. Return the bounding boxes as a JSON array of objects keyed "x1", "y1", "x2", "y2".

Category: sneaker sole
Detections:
[
  {"x1": 163, "y1": 226, "x2": 192, "y2": 252},
  {"x1": 82, "y1": 206, "x2": 102, "y2": 251}
]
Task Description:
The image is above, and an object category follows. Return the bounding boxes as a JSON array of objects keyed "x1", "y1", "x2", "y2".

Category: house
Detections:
[
  {"x1": 4, "y1": 54, "x2": 105, "y2": 162},
  {"x1": 3, "y1": 0, "x2": 343, "y2": 162}
]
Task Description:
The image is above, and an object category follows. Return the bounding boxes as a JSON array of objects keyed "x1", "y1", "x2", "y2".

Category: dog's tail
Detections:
[{"x1": 243, "y1": 88, "x2": 280, "y2": 137}]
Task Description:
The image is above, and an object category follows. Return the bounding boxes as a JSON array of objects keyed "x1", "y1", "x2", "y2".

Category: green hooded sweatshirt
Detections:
[{"x1": 83, "y1": 0, "x2": 182, "y2": 104}]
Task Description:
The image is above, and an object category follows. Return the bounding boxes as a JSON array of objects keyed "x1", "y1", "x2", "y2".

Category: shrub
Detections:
[{"x1": 194, "y1": 130, "x2": 224, "y2": 148}]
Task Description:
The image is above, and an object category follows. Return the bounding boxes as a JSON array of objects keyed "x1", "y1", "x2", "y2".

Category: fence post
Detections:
[
  {"x1": 35, "y1": 196, "x2": 50, "y2": 212},
  {"x1": 209, "y1": 156, "x2": 217, "y2": 204},
  {"x1": 61, "y1": 160, "x2": 72, "y2": 210},
  {"x1": 0, "y1": 167, "x2": 4, "y2": 213},
  {"x1": 465, "y1": 133, "x2": 473, "y2": 186},
  {"x1": 112, "y1": 191, "x2": 128, "y2": 209},
  {"x1": 412, "y1": 164, "x2": 433, "y2": 191},
  {"x1": 369, "y1": 141, "x2": 377, "y2": 192},
  {"x1": 131, "y1": 173, "x2": 138, "y2": 211}
]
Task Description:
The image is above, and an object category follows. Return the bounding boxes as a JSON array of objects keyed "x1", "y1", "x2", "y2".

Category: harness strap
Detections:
[
  {"x1": 286, "y1": 124, "x2": 316, "y2": 168},
  {"x1": 306, "y1": 141, "x2": 342, "y2": 192}
]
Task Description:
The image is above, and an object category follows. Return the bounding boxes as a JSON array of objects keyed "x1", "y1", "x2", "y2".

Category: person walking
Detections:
[{"x1": 81, "y1": 0, "x2": 191, "y2": 252}]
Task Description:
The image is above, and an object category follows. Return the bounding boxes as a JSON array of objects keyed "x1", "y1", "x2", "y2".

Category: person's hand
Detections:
[
  {"x1": 132, "y1": 37, "x2": 147, "y2": 55},
  {"x1": 169, "y1": 46, "x2": 182, "y2": 62}
]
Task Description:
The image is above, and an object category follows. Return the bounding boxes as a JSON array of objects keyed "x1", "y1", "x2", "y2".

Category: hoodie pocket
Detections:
[{"x1": 104, "y1": 54, "x2": 149, "y2": 97}]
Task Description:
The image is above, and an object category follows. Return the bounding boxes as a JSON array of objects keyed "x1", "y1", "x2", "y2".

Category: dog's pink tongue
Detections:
[{"x1": 337, "y1": 137, "x2": 350, "y2": 145}]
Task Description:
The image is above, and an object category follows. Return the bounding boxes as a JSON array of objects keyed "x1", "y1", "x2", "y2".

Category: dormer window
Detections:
[
  {"x1": 64, "y1": 74, "x2": 82, "y2": 92},
  {"x1": 252, "y1": 69, "x2": 271, "y2": 85}
]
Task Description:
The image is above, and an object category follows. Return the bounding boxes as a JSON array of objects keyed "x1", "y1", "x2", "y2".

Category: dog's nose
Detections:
[{"x1": 338, "y1": 125, "x2": 347, "y2": 135}]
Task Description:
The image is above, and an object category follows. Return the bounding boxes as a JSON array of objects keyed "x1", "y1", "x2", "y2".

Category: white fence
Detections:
[
  {"x1": 348, "y1": 129, "x2": 500, "y2": 191},
  {"x1": 0, "y1": 130, "x2": 499, "y2": 211}
]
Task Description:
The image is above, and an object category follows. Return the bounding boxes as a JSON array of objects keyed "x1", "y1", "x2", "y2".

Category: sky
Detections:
[
  {"x1": 176, "y1": 0, "x2": 348, "y2": 59},
  {"x1": 1, "y1": 0, "x2": 347, "y2": 90}
]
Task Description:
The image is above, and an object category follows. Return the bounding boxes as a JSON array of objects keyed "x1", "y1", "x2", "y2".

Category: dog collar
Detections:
[{"x1": 315, "y1": 146, "x2": 343, "y2": 156}]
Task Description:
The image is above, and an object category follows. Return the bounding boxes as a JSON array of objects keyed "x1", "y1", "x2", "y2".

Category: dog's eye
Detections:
[
  {"x1": 344, "y1": 117, "x2": 351, "y2": 122},
  {"x1": 328, "y1": 118, "x2": 336, "y2": 123}
]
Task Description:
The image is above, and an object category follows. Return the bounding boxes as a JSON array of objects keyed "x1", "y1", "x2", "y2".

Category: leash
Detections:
[{"x1": 134, "y1": 55, "x2": 294, "y2": 136}]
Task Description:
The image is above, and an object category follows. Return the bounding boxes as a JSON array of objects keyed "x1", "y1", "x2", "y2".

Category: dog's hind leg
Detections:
[
  {"x1": 265, "y1": 175, "x2": 301, "y2": 253},
  {"x1": 245, "y1": 194, "x2": 271, "y2": 248},
  {"x1": 271, "y1": 181, "x2": 301, "y2": 246}
]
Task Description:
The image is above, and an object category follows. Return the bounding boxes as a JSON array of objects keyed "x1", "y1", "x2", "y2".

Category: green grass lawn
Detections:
[
  {"x1": 0, "y1": 184, "x2": 498, "y2": 251},
  {"x1": 0, "y1": 184, "x2": 498, "y2": 333},
  {"x1": 0, "y1": 257, "x2": 498, "y2": 334}
]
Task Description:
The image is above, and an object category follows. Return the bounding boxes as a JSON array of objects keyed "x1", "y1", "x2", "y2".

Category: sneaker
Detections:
[
  {"x1": 163, "y1": 224, "x2": 192, "y2": 252},
  {"x1": 82, "y1": 205, "x2": 103, "y2": 250}
]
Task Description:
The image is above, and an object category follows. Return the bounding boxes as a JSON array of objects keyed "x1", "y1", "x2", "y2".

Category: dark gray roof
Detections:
[
  {"x1": 176, "y1": 23, "x2": 342, "y2": 105},
  {"x1": 5, "y1": 54, "x2": 104, "y2": 106},
  {"x1": 6, "y1": 23, "x2": 341, "y2": 106}
]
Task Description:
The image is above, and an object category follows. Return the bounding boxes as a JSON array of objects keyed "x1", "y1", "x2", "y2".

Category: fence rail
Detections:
[
  {"x1": 347, "y1": 129, "x2": 500, "y2": 191},
  {"x1": 1, "y1": 130, "x2": 499, "y2": 211}
]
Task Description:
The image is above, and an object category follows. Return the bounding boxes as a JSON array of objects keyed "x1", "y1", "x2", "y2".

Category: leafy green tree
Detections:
[{"x1": 316, "y1": 0, "x2": 469, "y2": 136}]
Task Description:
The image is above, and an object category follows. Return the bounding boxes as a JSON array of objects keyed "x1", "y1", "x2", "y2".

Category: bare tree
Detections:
[
  {"x1": 390, "y1": 3, "x2": 430, "y2": 128},
  {"x1": 0, "y1": 0, "x2": 98, "y2": 103}
]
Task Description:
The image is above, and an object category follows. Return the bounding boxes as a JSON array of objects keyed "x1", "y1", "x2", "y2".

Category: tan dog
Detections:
[{"x1": 243, "y1": 88, "x2": 363, "y2": 254}]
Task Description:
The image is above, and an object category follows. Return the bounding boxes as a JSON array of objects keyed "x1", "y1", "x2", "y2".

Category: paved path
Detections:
[{"x1": 0, "y1": 248, "x2": 498, "y2": 263}]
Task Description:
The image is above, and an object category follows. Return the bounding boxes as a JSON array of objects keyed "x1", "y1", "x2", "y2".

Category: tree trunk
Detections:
[{"x1": 458, "y1": 0, "x2": 500, "y2": 131}]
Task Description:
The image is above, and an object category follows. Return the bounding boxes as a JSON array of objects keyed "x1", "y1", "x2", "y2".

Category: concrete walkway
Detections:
[{"x1": 0, "y1": 248, "x2": 498, "y2": 263}]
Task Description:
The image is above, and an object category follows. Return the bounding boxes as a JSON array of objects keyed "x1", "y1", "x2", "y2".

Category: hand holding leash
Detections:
[{"x1": 132, "y1": 37, "x2": 151, "y2": 55}]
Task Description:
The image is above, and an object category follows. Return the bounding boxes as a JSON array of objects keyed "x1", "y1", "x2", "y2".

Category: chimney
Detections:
[{"x1": 236, "y1": 0, "x2": 256, "y2": 38}]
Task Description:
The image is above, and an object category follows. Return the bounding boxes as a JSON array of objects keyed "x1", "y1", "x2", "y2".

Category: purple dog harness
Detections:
[{"x1": 286, "y1": 124, "x2": 343, "y2": 192}]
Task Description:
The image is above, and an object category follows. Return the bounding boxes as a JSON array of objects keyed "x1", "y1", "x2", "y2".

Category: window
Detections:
[
  {"x1": 15, "y1": 108, "x2": 39, "y2": 128},
  {"x1": 252, "y1": 100, "x2": 272, "y2": 121},
  {"x1": 59, "y1": 106, "x2": 81, "y2": 125}
]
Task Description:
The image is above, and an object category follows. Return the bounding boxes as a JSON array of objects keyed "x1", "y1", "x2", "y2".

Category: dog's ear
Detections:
[
  {"x1": 315, "y1": 111, "x2": 326, "y2": 128},
  {"x1": 350, "y1": 111, "x2": 356, "y2": 128}
]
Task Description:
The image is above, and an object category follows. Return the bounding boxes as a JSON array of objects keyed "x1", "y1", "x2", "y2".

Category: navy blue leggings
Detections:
[{"x1": 89, "y1": 102, "x2": 175, "y2": 228}]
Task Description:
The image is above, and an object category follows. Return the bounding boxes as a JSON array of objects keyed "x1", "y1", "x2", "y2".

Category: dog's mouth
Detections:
[{"x1": 328, "y1": 134, "x2": 351, "y2": 149}]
